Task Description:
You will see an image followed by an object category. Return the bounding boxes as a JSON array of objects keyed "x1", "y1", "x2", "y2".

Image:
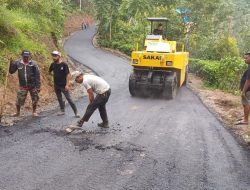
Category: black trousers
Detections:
[
  {"x1": 81, "y1": 89, "x2": 111, "y2": 122},
  {"x1": 55, "y1": 86, "x2": 77, "y2": 114}
]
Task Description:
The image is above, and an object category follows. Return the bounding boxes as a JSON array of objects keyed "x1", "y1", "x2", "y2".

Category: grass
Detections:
[{"x1": 0, "y1": 5, "x2": 66, "y2": 83}]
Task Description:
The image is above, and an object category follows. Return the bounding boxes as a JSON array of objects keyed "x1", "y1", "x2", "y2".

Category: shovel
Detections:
[{"x1": 0, "y1": 57, "x2": 11, "y2": 123}]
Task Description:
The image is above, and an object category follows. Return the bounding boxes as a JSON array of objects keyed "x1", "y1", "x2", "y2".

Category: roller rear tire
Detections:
[{"x1": 163, "y1": 73, "x2": 177, "y2": 100}]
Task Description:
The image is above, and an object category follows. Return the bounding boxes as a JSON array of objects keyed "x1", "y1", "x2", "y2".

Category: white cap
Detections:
[
  {"x1": 51, "y1": 50, "x2": 61, "y2": 57},
  {"x1": 71, "y1": 71, "x2": 82, "y2": 81}
]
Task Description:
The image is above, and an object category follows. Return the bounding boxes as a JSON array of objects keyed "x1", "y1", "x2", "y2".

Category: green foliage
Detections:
[
  {"x1": 0, "y1": 1, "x2": 73, "y2": 83},
  {"x1": 230, "y1": 0, "x2": 250, "y2": 54},
  {"x1": 189, "y1": 57, "x2": 246, "y2": 92},
  {"x1": 190, "y1": 35, "x2": 240, "y2": 60},
  {"x1": 189, "y1": 59, "x2": 220, "y2": 85},
  {"x1": 185, "y1": 0, "x2": 249, "y2": 58},
  {"x1": 92, "y1": 0, "x2": 246, "y2": 59},
  {"x1": 93, "y1": 0, "x2": 184, "y2": 55},
  {"x1": 213, "y1": 36, "x2": 240, "y2": 60},
  {"x1": 92, "y1": 0, "x2": 248, "y2": 93},
  {"x1": 0, "y1": 56, "x2": 6, "y2": 83}
]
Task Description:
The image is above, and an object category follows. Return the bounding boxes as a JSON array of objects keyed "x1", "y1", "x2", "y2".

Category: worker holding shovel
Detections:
[{"x1": 66, "y1": 71, "x2": 111, "y2": 133}]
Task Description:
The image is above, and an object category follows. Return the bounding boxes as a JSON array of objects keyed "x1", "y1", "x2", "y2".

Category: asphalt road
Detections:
[{"x1": 1, "y1": 27, "x2": 250, "y2": 190}]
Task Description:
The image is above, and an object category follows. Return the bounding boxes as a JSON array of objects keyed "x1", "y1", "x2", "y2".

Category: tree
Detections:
[{"x1": 92, "y1": 0, "x2": 245, "y2": 59}]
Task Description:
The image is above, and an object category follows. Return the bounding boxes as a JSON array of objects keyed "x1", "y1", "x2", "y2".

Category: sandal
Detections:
[
  {"x1": 65, "y1": 127, "x2": 74, "y2": 133},
  {"x1": 65, "y1": 125, "x2": 82, "y2": 133}
]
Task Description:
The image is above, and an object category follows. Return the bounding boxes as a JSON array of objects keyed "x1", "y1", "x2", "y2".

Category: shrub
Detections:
[
  {"x1": 118, "y1": 44, "x2": 133, "y2": 55},
  {"x1": 217, "y1": 57, "x2": 245, "y2": 91},
  {"x1": 189, "y1": 57, "x2": 246, "y2": 93},
  {"x1": 189, "y1": 59, "x2": 220, "y2": 85}
]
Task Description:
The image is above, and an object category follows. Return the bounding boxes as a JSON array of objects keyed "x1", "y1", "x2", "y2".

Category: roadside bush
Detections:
[
  {"x1": 117, "y1": 44, "x2": 133, "y2": 55},
  {"x1": 98, "y1": 39, "x2": 133, "y2": 55},
  {"x1": 217, "y1": 57, "x2": 245, "y2": 91},
  {"x1": 189, "y1": 57, "x2": 246, "y2": 92},
  {"x1": 99, "y1": 39, "x2": 112, "y2": 48},
  {"x1": 189, "y1": 59, "x2": 220, "y2": 85}
]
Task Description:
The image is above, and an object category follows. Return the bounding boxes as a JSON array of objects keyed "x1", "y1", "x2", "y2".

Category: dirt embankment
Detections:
[
  {"x1": 0, "y1": 13, "x2": 92, "y2": 125},
  {"x1": 188, "y1": 74, "x2": 250, "y2": 145}
]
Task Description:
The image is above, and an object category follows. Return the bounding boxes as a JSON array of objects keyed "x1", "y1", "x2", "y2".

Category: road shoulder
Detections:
[{"x1": 188, "y1": 74, "x2": 250, "y2": 147}]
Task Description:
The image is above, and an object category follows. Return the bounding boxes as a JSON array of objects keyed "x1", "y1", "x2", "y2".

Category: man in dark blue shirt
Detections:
[{"x1": 237, "y1": 51, "x2": 250, "y2": 125}]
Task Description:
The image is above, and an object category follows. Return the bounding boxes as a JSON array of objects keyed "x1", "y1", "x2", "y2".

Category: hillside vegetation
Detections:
[{"x1": 0, "y1": 0, "x2": 77, "y2": 83}]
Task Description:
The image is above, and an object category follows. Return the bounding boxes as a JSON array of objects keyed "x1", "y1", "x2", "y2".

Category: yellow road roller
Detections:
[{"x1": 129, "y1": 17, "x2": 189, "y2": 99}]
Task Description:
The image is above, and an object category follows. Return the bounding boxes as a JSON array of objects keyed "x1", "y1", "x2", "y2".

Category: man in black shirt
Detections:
[
  {"x1": 49, "y1": 51, "x2": 79, "y2": 117},
  {"x1": 237, "y1": 51, "x2": 250, "y2": 125}
]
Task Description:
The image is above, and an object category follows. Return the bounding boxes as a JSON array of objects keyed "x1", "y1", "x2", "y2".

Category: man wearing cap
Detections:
[
  {"x1": 9, "y1": 50, "x2": 41, "y2": 117},
  {"x1": 66, "y1": 71, "x2": 111, "y2": 133},
  {"x1": 236, "y1": 51, "x2": 250, "y2": 125},
  {"x1": 49, "y1": 51, "x2": 79, "y2": 117}
]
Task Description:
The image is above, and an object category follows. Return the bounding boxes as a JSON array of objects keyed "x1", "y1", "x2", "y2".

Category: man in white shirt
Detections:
[{"x1": 66, "y1": 71, "x2": 111, "y2": 133}]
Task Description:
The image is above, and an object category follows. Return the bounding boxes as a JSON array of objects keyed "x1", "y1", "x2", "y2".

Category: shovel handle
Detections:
[{"x1": 0, "y1": 57, "x2": 12, "y2": 121}]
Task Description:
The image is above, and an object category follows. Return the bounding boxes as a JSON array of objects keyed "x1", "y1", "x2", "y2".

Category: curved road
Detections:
[{"x1": 1, "y1": 27, "x2": 250, "y2": 190}]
